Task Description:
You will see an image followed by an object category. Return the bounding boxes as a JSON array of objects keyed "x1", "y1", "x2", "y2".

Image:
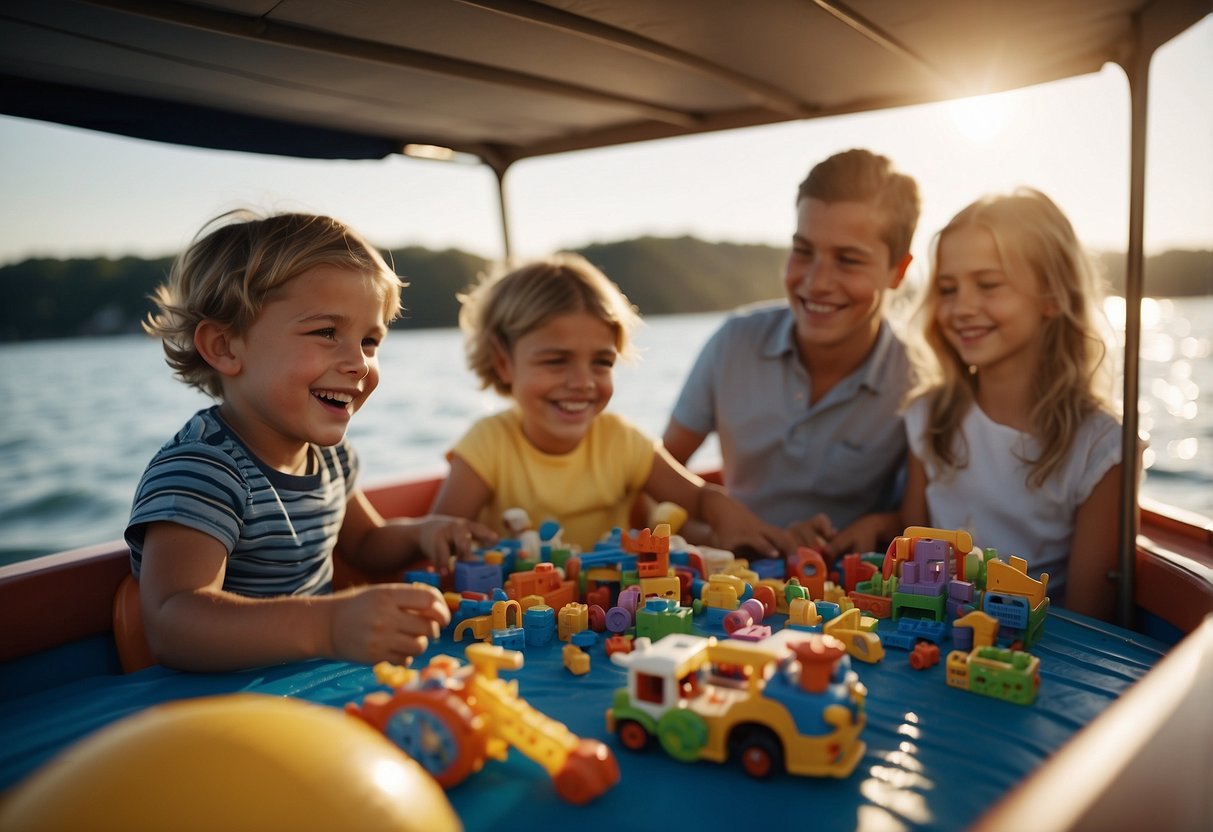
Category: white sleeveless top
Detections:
[{"x1": 904, "y1": 397, "x2": 1122, "y2": 603}]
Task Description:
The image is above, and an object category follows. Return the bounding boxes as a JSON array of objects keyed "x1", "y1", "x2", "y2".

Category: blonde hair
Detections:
[
  {"x1": 145, "y1": 211, "x2": 402, "y2": 398},
  {"x1": 912, "y1": 188, "x2": 1115, "y2": 487},
  {"x1": 459, "y1": 253, "x2": 641, "y2": 395},
  {"x1": 797, "y1": 148, "x2": 921, "y2": 265}
]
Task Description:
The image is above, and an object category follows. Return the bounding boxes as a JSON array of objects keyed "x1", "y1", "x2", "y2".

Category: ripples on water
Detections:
[{"x1": 1, "y1": 301, "x2": 1209, "y2": 566}]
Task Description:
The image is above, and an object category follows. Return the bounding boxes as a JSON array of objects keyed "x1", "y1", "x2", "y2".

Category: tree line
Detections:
[{"x1": 0, "y1": 237, "x2": 1208, "y2": 342}]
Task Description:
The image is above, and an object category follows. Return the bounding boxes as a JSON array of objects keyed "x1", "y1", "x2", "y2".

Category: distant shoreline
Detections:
[{"x1": 1, "y1": 237, "x2": 1209, "y2": 342}]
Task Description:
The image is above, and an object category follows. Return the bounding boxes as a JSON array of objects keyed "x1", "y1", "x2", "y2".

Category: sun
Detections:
[{"x1": 947, "y1": 93, "x2": 1010, "y2": 142}]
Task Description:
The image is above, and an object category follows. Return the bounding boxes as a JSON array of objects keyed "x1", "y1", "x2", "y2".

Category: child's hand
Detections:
[
  {"x1": 702, "y1": 486, "x2": 796, "y2": 559},
  {"x1": 328, "y1": 583, "x2": 452, "y2": 665},
  {"x1": 787, "y1": 513, "x2": 836, "y2": 551},
  {"x1": 417, "y1": 516, "x2": 497, "y2": 570},
  {"x1": 823, "y1": 512, "x2": 899, "y2": 558}
]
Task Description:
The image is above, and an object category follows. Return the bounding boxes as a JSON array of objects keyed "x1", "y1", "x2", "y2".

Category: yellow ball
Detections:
[{"x1": 0, "y1": 694, "x2": 461, "y2": 832}]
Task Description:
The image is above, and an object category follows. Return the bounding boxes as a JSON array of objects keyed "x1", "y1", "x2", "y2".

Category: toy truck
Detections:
[{"x1": 605, "y1": 630, "x2": 866, "y2": 778}]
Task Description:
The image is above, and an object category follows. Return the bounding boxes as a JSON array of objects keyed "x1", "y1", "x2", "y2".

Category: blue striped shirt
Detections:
[{"x1": 126, "y1": 407, "x2": 357, "y2": 597}]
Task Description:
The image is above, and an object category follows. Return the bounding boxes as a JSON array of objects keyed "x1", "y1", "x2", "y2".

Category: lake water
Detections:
[{"x1": 2, "y1": 300, "x2": 1210, "y2": 566}]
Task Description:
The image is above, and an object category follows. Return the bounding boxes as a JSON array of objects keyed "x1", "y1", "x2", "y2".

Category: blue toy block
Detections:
[
  {"x1": 523, "y1": 605, "x2": 556, "y2": 647},
  {"x1": 751, "y1": 559, "x2": 785, "y2": 580},
  {"x1": 570, "y1": 629, "x2": 598, "y2": 648},
  {"x1": 883, "y1": 617, "x2": 948, "y2": 650},
  {"x1": 492, "y1": 627, "x2": 526, "y2": 650},
  {"x1": 702, "y1": 606, "x2": 730, "y2": 630},
  {"x1": 984, "y1": 592, "x2": 1030, "y2": 629},
  {"x1": 404, "y1": 570, "x2": 440, "y2": 588},
  {"x1": 455, "y1": 561, "x2": 504, "y2": 594}
]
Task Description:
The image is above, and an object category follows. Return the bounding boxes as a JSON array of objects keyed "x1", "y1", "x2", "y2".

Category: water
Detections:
[{"x1": 2, "y1": 302, "x2": 1210, "y2": 566}]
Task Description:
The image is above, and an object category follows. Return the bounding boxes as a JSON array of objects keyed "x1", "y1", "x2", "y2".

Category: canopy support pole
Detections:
[{"x1": 1115, "y1": 8, "x2": 1163, "y2": 629}]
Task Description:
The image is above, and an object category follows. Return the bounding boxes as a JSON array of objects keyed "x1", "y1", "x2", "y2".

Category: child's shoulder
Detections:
[
  {"x1": 1077, "y1": 406, "x2": 1122, "y2": 449},
  {"x1": 144, "y1": 407, "x2": 249, "y2": 474}
]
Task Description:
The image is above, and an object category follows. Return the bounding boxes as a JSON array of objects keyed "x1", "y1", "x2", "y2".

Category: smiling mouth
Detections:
[
  {"x1": 954, "y1": 326, "x2": 993, "y2": 342},
  {"x1": 313, "y1": 389, "x2": 354, "y2": 410},
  {"x1": 553, "y1": 400, "x2": 592, "y2": 414},
  {"x1": 802, "y1": 298, "x2": 843, "y2": 315}
]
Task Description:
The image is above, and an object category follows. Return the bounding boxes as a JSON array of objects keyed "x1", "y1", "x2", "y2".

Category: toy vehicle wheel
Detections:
[
  {"x1": 552, "y1": 739, "x2": 620, "y2": 805},
  {"x1": 381, "y1": 692, "x2": 487, "y2": 788},
  {"x1": 656, "y1": 709, "x2": 709, "y2": 762},
  {"x1": 733, "y1": 726, "x2": 784, "y2": 779},
  {"x1": 616, "y1": 719, "x2": 651, "y2": 752}
]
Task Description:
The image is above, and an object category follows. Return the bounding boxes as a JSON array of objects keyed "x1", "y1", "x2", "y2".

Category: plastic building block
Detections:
[
  {"x1": 639, "y1": 575, "x2": 681, "y2": 604},
  {"x1": 986, "y1": 556, "x2": 1049, "y2": 608},
  {"x1": 454, "y1": 561, "x2": 504, "y2": 595},
  {"x1": 505, "y1": 562, "x2": 577, "y2": 612},
  {"x1": 788, "y1": 548, "x2": 827, "y2": 600},
  {"x1": 570, "y1": 629, "x2": 599, "y2": 648},
  {"x1": 891, "y1": 590, "x2": 946, "y2": 622},
  {"x1": 492, "y1": 627, "x2": 526, "y2": 650},
  {"x1": 635, "y1": 598, "x2": 694, "y2": 641},
  {"x1": 822, "y1": 608, "x2": 885, "y2": 664},
  {"x1": 624, "y1": 525, "x2": 672, "y2": 579},
  {"x1": 945, "y1": 646, "x2": 1040, "y2": 706},
  {"x1": 724, "y1": 598, "x2": 766, "y2": 635},
  {"x1": 909, "y1": 642, "x2": 941, "y2": 670},
  {"x1": 701, "y1": 573, "x2": 747, "y2": 610},
  {"x1": 523, "y1": 605, "x2": 556, "y2": 647},
  {"x1": 729, "y1": 624, "x2": 773, "y2": 641},
  {"x1": 604, "y1": 634, "x2": 634, "y2": 656},
  {"x1": 558, "y1": 603, "x2": 590, "y2": 642},
  {"x1": 786, "y1": 597, "x2": 822, "y2": 631},
  {"x1": 882, "y1": 618, "x2": 948, "y2": 650},
  {"x1": 952, "y1": 610, "x2": 999, "y2": 650},
  {"x1": 490, "y1": 599, "x2": 522, "y2": 631},
  {"x1": 563, "y1": 644, "x2": 590, "y2": 676}
]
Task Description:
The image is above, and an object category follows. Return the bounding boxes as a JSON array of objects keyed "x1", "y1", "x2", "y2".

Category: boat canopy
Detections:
[
  {"x1": 2, "y1": 0, "x2": 1208, "y2": 626},
  {"x1": 1, "y1": 0, "x2": 1205, "y2": 171}
]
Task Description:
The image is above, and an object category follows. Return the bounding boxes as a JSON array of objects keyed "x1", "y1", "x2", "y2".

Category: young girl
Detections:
[
  {"x1": 127, "y1": 211, "x2": 495, "y2": 672},
  {"x1": 901, "y1": 189, "x2": 1124, "y2": 621},
  {"x1": 431, "y1": 253, "x2": 794, "y2": 558}
]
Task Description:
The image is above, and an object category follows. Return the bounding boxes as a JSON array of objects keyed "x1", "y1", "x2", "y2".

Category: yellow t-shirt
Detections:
[{"x1": 450, "y1": 408, "x2": 656, "y2": 551}]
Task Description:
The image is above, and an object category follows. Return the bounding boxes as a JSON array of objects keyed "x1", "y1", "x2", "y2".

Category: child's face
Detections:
[
  {"x1": 784, "y1": 198, "x2": 907, "y2": 359},
  {"x1": 219, "y1": 264, "x2": 387, "y2": 470},
  {"x1": 493, "y1": 311, "x2": 617, "y2": 455},
  {"x1": 933, "y1": 225, "x2": 1052, "y2": 378}
]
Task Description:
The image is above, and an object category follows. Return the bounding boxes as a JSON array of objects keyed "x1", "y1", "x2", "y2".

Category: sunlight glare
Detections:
[{"x1": 947, "y1": 94, "x2": 1009, "y2": 142}]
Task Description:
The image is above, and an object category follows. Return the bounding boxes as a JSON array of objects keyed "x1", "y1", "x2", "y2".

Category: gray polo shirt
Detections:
[{"x1": 670, "y1": 302, "x2": 910, "y2": 530}]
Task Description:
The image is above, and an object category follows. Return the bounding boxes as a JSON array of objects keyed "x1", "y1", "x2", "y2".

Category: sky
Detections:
[{"x1": 0, "y1": 16, "x2": 1209, "y2": 286}]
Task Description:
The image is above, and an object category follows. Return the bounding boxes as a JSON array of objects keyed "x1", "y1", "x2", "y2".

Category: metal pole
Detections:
[
  {"x1": 494, "y1": 163, "x2": 513, "y2": 262},
  {"x1": 1116, "y1": 26, "x2": 1150, "y2": 629}
]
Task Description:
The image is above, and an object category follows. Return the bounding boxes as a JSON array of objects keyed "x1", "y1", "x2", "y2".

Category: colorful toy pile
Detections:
[{"x1": 357, "y1": 517, "x2": 1047, "y2": 794}]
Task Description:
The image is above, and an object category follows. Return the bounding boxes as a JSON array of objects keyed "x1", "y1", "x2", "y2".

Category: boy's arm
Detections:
[
  {"x1": 138, "y1": 521, "x2": 450, "y2": 672},
  {"x1": 1066, "y1": 463, "x2": 1123, "y2": 622},
  {"x1": 661, "y1": 419, "x2": 706, "y2": 467},
  {"x1": 430, "y1": 455, "x2": 494, "y2": 520},
  {"x1": 340, "y1": 487, "x2": 496, "y2": 574},
  {"x1": 643, "y1": 445, "x2": 794, "y2": 558}
]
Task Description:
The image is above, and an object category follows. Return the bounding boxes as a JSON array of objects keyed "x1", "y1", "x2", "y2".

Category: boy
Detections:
[
  {"x1": 126, "y1": 211, "x2": 494, "y2": 672},
  {"x1": 662, "y1": 149, "x2": 919, "y2": 557}
]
